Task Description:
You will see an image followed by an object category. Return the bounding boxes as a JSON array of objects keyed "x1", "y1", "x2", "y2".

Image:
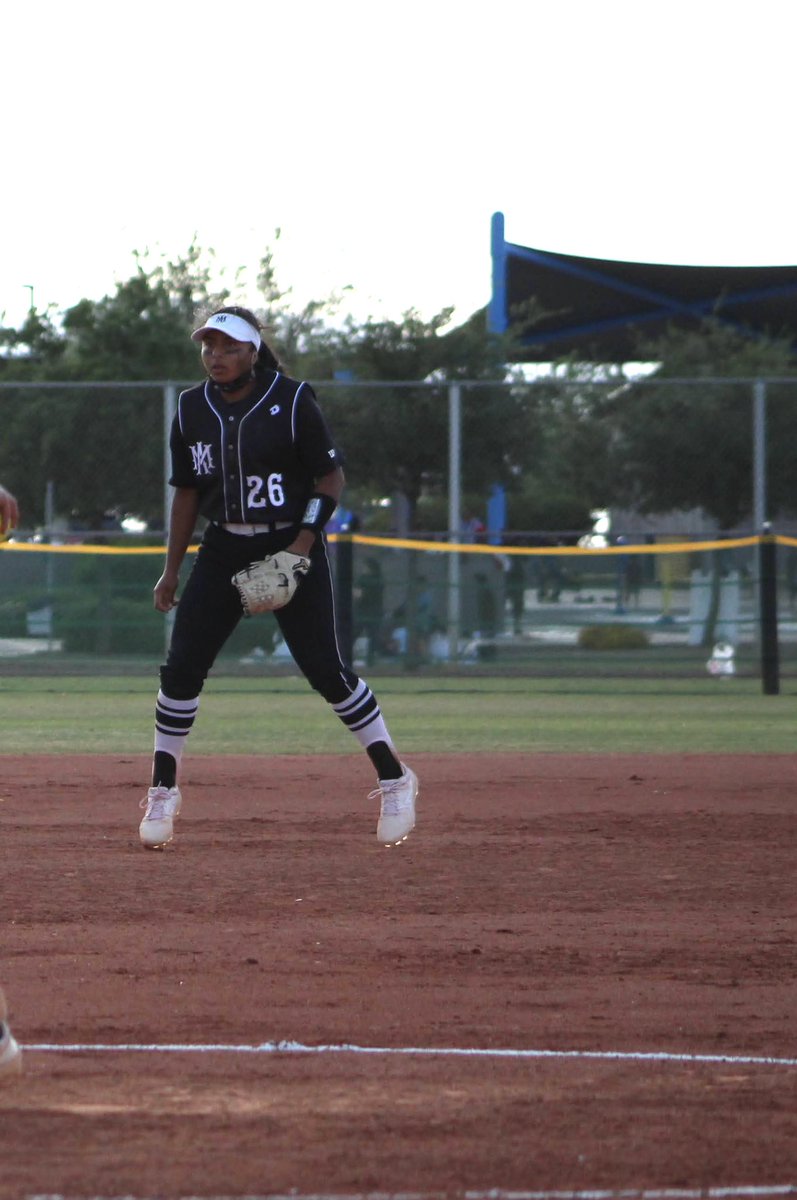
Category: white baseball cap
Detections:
[{"x1": 191, "y1": 312, "x2": 261, "y2": 350}]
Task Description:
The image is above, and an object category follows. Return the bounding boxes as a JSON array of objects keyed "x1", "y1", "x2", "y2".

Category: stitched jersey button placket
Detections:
[{"x1": 227, "y1": 420, "x2": 238, "y2": 485}]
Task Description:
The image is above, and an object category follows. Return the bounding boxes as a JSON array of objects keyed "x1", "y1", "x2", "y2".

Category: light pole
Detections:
[{"x1": 24, "y1": 285, "x2": 34, "y2": 313}]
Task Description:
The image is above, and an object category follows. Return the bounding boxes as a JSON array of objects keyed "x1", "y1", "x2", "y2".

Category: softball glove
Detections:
[{"x1": 232, "y1": 551, "x2": 311, "y2": 615}]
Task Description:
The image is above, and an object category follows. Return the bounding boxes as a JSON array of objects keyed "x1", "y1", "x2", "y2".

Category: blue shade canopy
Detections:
[{"x1": 489, "y1": 212, "x2": 797, "y2": 362}]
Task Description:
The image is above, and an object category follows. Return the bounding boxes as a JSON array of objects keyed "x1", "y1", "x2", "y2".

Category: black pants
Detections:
[{"x1": 162, "y1": 524, "x2": 357, "y2": 703}]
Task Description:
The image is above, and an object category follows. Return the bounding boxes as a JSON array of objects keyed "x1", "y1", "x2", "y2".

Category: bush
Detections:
[
  {"x1": 53, "y1": 588, "x2": 279, "y2": 659},
  {"x1": 0, "y1": 599, "x2": 29, "y2": 638},
  {"x1": 53, "y1": 593, "x2": 166, "y2": 655},
  {"x1": 578, "y1": 623, "x2": 649, "y2": 650}
]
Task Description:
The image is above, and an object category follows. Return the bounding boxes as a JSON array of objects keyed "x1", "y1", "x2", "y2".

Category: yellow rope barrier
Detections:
[{"x1": 0, "y1": 532, "x2": 777, "y2": 556}]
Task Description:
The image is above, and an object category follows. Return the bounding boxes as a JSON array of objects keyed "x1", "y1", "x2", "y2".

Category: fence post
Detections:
[
  {"x1": 758, "y1": 524, "x2": 779, "y2": 695},
  {"x1": 336, "y1": 524, "x2": 355, "y2": 667},
  {"x1": 163, "y1": 384, "x2": 177, "y2": 533},
  {"x1": 447, "y1": 382, "x2": 462, "y2": 660},
  {"x1": 752, "y1": 379, "x2": 767, "y2": 532}
]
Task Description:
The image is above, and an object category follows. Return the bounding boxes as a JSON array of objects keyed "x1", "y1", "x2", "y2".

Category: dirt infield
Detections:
[{"x1": 2, "y1": 751, "x2": 796, "y2": 1198}]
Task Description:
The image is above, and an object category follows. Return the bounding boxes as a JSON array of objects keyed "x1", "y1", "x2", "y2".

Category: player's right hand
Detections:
[{"x1": 154, "y1": 572, "x2": 179, "y2": 612}]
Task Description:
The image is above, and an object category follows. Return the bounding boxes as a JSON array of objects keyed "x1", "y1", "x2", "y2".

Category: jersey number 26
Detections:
[{"x1": 247, "y1": 473, "x2": 284, "y2": 509}]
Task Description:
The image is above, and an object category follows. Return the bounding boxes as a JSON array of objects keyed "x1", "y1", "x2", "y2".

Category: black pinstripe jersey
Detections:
[{"x1": 169, "y1": 374, "x2": 343, "y2": 524}]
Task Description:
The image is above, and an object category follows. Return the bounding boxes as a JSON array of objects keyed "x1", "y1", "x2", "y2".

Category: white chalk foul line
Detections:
[
  {"x1": 22, "y1": 1186, "x2": 797, "y2": 1200},
  {"x1": 462, "y1": 1191, "x2": 797, "y2": 1200},
  {"x1": 20, "y1": 1041, "x2": 797, "y2": 1067}
]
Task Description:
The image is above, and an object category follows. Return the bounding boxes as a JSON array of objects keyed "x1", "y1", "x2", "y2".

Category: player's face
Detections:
[{"x1": 200, "y1": 330, "x2": 256, "y2": 385}]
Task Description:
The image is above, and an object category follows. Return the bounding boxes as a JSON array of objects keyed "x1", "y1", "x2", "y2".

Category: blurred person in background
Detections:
[{"x1": 0, "y1": 485, "x2": 19, "y2": 537}]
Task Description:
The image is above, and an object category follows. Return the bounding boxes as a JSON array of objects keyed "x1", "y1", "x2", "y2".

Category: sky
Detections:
[{"x1": 3, "y1": 0, "x2": 795, "y2": 333}]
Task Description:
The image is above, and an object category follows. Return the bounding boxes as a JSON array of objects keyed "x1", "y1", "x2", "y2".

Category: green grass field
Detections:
[{"x1": 0, "y1": 673, "x2": 794, "y2": 755}]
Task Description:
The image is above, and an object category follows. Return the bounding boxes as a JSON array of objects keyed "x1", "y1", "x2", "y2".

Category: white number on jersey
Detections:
[{"x1": 247, "y1": 473, "x2": 285, "y2": 509}]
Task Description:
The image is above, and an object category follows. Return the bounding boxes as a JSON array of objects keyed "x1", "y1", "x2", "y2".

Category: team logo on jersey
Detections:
[{"x1": 189, "y1": 441, "x2": 215, "y2": 475}]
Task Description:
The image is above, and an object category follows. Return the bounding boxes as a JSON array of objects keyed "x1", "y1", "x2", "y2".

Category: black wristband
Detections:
[{"x1": 300, "y1": 492, "x2": 337, "y2": 532}]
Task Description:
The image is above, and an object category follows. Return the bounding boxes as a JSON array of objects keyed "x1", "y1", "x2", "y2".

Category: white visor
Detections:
[{"x1": 191, "y1": 312, "x2": 261, "y2": 350}]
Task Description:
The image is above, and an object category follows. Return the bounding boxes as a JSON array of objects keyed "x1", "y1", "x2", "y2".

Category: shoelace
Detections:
[
  {"x1": 140, "y1": 790, "x2": 172, "y2": 819},
  {"x1": 368, "y1": 777, "x2": 410, "y2": 815}
]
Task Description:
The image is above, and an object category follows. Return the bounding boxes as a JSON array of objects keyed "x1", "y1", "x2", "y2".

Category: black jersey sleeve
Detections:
[
  {"x1": 168, "y1": 414, "x2": 198, "y2": 489},
  {"x1": 293, "y1": 384, "x2": 346, "y2": 476}
]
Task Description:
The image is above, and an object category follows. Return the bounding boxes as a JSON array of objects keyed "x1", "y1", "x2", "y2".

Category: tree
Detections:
[
  {"x1": 0, "y1": 240, "x2": 605, "y2": 534},
  {"x1": 595, "y1": 320, "x2": 797, "y2": 646},
  {"x1": 604, "y1": 319, "x2": 797, "y2": 530},
  {"x1": 298, "y1": 307, "x2": 539, "y2": 529},
  {"x1": 0, "y1": 243, "x2": 230, "y2": 523},
  {"x1": 57, "y1": 245, "x2": 225, "y2": 383},
  {"x1": 0, "y1": 308, "x2": 67, "y2": 379}
]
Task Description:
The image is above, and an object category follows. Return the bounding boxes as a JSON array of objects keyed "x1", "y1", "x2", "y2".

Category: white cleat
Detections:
[
  {"x1": 139, "y1": 785, "x2": 182, "y2": 849},
  {"x1": 373, "y1": 764, "x2": 418, "y2": 847},
  {"x1": 0, "y1": 987, "x2": 22, "y2": 1080}
]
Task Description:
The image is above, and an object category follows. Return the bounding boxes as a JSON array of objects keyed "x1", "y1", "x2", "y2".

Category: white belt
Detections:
[{"x1": 217, "y1": 521, "x2": 294, "y2": 536}]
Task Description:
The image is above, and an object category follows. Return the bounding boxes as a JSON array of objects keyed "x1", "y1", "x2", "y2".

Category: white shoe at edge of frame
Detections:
[
  {"x1": 372, "y1": 764, "x2": 418, "y2": 847},
  {"x1": 0, "y1": 987, "x2": 22, "y2": 1079},
  {"x1": 139, "y1": 785, "x2": 182, "y2": 849}
]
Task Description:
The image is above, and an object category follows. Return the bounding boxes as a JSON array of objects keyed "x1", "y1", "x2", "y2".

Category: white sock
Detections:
[
  {"x1": 154, "y1": 690, "x2": 199, "y2": 767},
  {"x1": 332, "y1": 680, "x2": 395, "y2": 750}
]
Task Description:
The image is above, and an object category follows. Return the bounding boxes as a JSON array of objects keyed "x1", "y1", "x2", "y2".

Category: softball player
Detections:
[
  {"x1": 0, "y1": 987, "x2": 21, "y2": 1078},
  {"x1": 138, "y1": 306, "x2": 418, "y2": 850}
]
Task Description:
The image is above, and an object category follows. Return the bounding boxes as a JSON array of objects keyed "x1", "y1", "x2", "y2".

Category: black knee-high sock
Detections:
[
  {"x1": 331, "y1": 681, "x2": 402, "y2": 779},
  {"x1": 367, "y1": 741, "x2": 402, "y2": 780},
  {"x1": 152, "y1": 751, "x2": 177, "y2": 789},
  {"x1": 151, "y1": 690, "x2": 199, "y2": 788}
]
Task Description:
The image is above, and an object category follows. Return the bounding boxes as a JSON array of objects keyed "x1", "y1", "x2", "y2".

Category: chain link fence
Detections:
[{"x1": 0, "y1": 377, "x2": 796, "y2": 681}]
